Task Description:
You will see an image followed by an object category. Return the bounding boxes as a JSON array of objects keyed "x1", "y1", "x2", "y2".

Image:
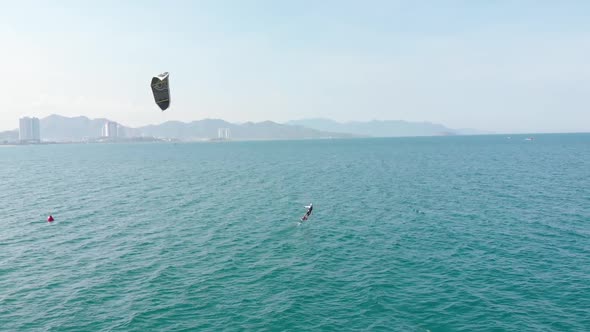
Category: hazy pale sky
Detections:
[{"x1": 1, "y1": 0, "x2": 589, "y2": 133}]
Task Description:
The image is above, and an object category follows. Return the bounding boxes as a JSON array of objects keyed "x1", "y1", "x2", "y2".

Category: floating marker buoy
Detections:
[{"x1": 47, "y1": 215, "x2": 54, "y2": 222}]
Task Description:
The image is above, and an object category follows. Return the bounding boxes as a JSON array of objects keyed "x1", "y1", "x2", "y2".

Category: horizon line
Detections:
[{"x1": 3, "y1": 113, "x2": 589, "y2": 135}]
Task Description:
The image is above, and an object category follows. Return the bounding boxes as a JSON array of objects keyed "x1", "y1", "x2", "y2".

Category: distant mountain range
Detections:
[
  {"x1": 125, "y1": 118, "x2": 355, "y2": 141},
  {"x1": 286, "y1": 118, "x2": 491, "y2": 137},
  {"x1": 0, "y1": 129, "x2": 18, "y2": 142},
  {"x1": 2, "y1": 115, "x2": 491, "y2": 142},
  {"x1": 41, "y1": 115, "x2": 113, "y2": 141},
  {"x1": 34, "y1": 115, "x2": 356, "y2": 141}
]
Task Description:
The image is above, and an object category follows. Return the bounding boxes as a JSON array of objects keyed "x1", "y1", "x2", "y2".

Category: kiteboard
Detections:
[{"x1": 151, "y1": 72, "x2": 171, "y2": 111}]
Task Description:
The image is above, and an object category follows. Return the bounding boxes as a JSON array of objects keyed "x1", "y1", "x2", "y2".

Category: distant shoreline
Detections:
[{"x1": 2, "y1": 132, "x2": 589, "y2": 147}]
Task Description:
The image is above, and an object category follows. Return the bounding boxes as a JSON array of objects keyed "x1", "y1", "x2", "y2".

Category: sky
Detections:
[{"x1": 1, "y1": 0, "x2": 589, "y2": 133}]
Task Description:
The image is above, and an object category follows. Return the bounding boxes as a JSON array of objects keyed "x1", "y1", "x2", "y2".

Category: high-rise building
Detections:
[
  {"x1": 102, "y1": 121, "x2": 118, "y2": 138},
  {"x1": 19, "y1": 117, "x2": 40, "y2": 143},
  {"x1": 217, "y1": 128, "x2": 231, "y2": 140},
  {"x1": 116, "y1": 125, "x2": 125, "y2": 138}
]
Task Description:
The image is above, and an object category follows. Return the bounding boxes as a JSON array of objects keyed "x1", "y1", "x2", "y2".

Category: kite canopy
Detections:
[{"x1": 151, "y1": 72, "x2": 170, "y2": 111}]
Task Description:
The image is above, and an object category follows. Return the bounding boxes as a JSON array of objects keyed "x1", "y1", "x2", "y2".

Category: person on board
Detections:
[{"x1": 301, "y1": 203, "x2": 313, "y2": 221}]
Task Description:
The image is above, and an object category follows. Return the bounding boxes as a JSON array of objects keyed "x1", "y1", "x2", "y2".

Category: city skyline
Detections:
[
  {"x1": 6, "y1": 113, "x2": 495, "y2": 143},
  {"x1": 2, "y1": 1, "x2": 589, "y2": 133}
]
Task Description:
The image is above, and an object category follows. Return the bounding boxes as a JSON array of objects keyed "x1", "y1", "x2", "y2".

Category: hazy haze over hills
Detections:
[
  {"x1": 4, "y1": 115, "x2": 495, "y2": 142},
  {"x1": 286, "y1": 118, "x2": 491, "y2": 137},
  {"x1": 41, "y1": 115, "x2": 111, "y2": 141},
  {"x1": 0, "y1": 130, "x2": 18, "y2": 142},
  {"x1": 32, "y1": 115, "x2": 356, "y2": 141},
  {"x1": 127, "y1": 119, "x2": 355, "y2": 141}
]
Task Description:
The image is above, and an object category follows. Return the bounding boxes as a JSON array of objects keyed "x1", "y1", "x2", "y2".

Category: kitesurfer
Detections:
[{"x1": 301, "y1": 203, "x2": 313, "y2": 221}]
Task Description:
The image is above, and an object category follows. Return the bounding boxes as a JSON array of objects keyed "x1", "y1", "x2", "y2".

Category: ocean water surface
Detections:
[{"x1": 1, "y1": 134, "x2": 589, "y2": 331}]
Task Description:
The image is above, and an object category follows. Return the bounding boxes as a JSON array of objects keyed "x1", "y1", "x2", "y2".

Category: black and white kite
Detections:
[{"x1": 151, "y1": 72, "x2": 171, "y2": 111}]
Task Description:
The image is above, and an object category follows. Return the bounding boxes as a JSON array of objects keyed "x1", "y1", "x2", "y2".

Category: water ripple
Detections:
[{"x1": 1, "y1": 135, "x2": 589, "y2": 331}]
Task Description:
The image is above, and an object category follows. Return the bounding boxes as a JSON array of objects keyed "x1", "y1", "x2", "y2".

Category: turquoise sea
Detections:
[{"x1": 1, "y1": 134, "x2": 589, "y2": 331}]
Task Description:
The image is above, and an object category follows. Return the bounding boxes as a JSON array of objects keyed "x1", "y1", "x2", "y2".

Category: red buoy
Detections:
[{"x1": 47, "y1": 215, "x2": 54, "y2": 222}]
